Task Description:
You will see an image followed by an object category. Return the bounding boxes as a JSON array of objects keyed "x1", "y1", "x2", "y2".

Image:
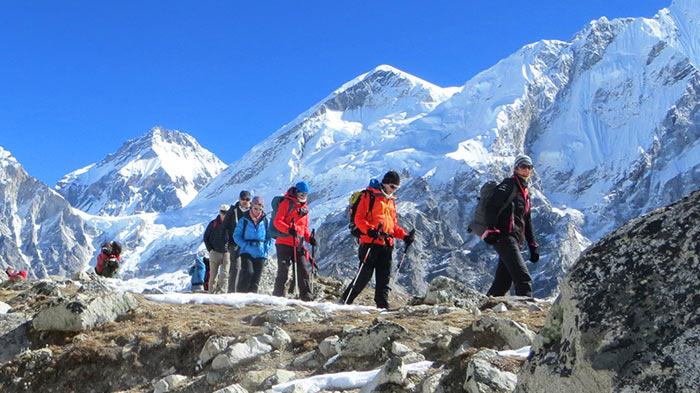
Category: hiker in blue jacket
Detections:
[
  {"x1": 188, "y1": 253, "x2": 207, "y2": 292},
  {"x1": 233, "y1": 196, "x2": 273, "y2": 293}
]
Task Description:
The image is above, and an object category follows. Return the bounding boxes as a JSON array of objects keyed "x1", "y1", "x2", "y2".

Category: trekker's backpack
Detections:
[
  {"x1": 268, "y1": 196, "x2": 295, "y2": 238},
  {"x1": 468, "y1": 179, "x2": 516, "y2": 238},
  {"x1": 348, "y1": 189, "x2": 376, "y2": 238},
  {"x1": 102, "y1": 256, "x2": 119, "y2": 278}
]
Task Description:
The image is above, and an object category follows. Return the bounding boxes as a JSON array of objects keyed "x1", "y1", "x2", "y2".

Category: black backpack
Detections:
[
  {"x1": 348, "y1": 189, "x2": 377, "y2": 237},
  {"x1": 468, "y1": 179, "x2": 516, "y2": 238},
  {"x1": 268, "y1": 195, "x2": 295, "y2": 239}
]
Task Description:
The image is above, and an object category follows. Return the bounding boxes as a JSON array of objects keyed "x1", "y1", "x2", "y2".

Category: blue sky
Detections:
[{"x1": 1, "y1": 0, "x2": 670, "y2": 185}]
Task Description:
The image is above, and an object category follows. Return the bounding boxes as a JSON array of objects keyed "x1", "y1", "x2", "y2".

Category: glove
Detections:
[
  {"x1": 482, "y1": 229, "x2": 501, "y2": 245},
  {"x1": 403, "y1": 232, "x2": 414, "y2": 247},
  {"x1": 308, "y1": 235, "x2": 317, "y2": 247},
  {"x1": 288, "y1": 226, "x2": 297, "y2": 237},
  {"x1": 529, "y1": 243, "x2": 540, "y2": 263},
  {"x1": 367, "y1": 228, "x2": 380, "y2": 239}
]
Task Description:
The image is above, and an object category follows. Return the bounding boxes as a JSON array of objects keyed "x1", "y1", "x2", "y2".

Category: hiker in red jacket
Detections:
[
  {"x1": 272, "y1": 181, "x2": 317, "y2": 301},
  {"x1": 5, "y1": 266, "x2": 27, "y2": 280}
]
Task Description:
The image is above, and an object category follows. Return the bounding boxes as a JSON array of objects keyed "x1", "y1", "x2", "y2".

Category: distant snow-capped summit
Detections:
[{"x1": 56, "y1": 127, "x2": 227, "y2": 216}]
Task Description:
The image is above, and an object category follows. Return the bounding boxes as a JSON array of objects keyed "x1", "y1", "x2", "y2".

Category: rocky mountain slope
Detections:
[
  {"x1": 0, "y1": 147, "x2": 92, "y2": 277},
  {"x1": 55, "y1": 127, "x2": 226, "y2": 216}
]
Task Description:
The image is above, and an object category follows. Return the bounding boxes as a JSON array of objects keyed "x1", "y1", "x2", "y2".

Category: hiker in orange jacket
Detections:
[{"x1": 341, "y1": 171, "x2": 415, "y2": 309}]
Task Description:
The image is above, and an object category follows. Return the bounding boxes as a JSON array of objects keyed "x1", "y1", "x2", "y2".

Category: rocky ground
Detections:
[{"x1": 0, "y1": 273, "x2": 549, "y2": 393}]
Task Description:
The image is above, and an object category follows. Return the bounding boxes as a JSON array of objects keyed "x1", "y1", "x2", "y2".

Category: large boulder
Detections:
[
  {"x1": 336, "y1": 320, "x2": 409, "y2": 358},
  {"x1": 0, "y1": 313, "x2": 30, "y2": 363},
  {"x1": 466, "y1": 315, "x2": 536, "y2": 350},
  {"x1": 516, "y1": 189, "x2": 700, "y2": 392},
  {"x1": 464, "y1": 349, "x2": 517, "y2": 393},
  {"x1": 32, "y1": 292, "x2": 139, "y2": 332},
  {"x1": 424, "y1": 276, "x2": 488, "y2": 309}
]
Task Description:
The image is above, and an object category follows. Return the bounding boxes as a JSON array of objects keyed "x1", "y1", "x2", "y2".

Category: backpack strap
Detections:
[
  {"x1": 496, "y1": 179, "x2": 518, "y2": 221},
  {"x1": 241, "y1": 219, "x2": 248, "y2": 241}
]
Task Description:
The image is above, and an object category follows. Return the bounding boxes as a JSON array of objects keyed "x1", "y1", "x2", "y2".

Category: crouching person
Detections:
[
  {"x1": 234, "y1": 196, "x2": 273, "y2": 293},
  {"x1": 96, "y1": 241, "x2": 121, "y2": 278},
  {"x1": 189, "y1": 252, "x2": 207, "y2": 292}
]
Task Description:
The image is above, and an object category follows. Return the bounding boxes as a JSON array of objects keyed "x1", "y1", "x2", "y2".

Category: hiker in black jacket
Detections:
[
  {"x1": 223, "y1": 190, "x2": 251, "y2": 292},
  {"x1": 482, "y1": 155, "x2": 540, "y2": 297},
  {"x1": 203, "y1": 204, "x2": 231, "y2": 293}
]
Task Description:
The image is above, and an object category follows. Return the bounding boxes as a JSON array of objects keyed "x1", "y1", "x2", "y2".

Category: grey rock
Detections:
[
  {"x1": 464, "y1": 349, "x2": 517, "y2": 393},
  {"x1": 199, "y1": 335, "x2": 237, "y2": 364},
  {"x1": 239, "y1": 370, "x2": 268, "y2": 392},
  {"x1": 212, "y1": 384, "x2": 249, "y2": 393},
  {"x1": 468, "y1": 315, "x2": 536, "y2": 350},
  {"x1": 0, "y1": 313, "x2": 30, "y2": 363},
  {"x1": 261, "y1": 322, "x2": 292, "y2": 350},
  {"x1": 360, "y1": 356, "x2": 407, "y2": 393},
  {"x1": 71, "y1": 271, "x2": 91, "y2": 282},
  {"x1": 421, "y1": 371, "x2": 446, "y2": 393},
  {"x1": 517, "y1": 190, "x2": 700, "y2": 392},
  {"x1": 211, "y1": 337, "x2": 273, "y2": 370},
  {"x1": 249, "y1": 306, "x2": 328, "y2": 326},
  {"x1": 337, "y1": 320, "x2": 408, "y2": 358},
  {"x1": 292, "y1": 350, "x2": 322, "y2": 369},
  {"x1": 319, "y1": 335, "x2": 340, "y2": 358},
  {"x1": 492, "y1": 303, "x2": 508, "y2": 313},
  {"x1": 261, "y1": 369, "x2": 296, "y2": 390},
  {"x1": 153, "y1": 374, "x2": 187, "y2": 393},
  {"x1": 32, "y1": 292, "x2": 139, "y2": 332},
  {"x1": 424, "y1": 276, "x2": 488, "y2": 309}
]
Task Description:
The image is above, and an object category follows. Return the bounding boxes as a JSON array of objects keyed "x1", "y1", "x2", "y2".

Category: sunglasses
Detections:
[
  {"x1": 518, "y1": 164, "x2": 533, "y2": 170},
  {"x1": 240, "y1": 198, "x2": 251, "y2": 202},
  {"x1": 387, "y1": 183, "x2": 400, "y2": 190},
  {"x1": 252, "y1": 206, "x2": 263, "y2": 211}
]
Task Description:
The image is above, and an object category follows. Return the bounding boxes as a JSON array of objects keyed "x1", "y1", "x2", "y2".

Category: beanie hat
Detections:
[
  {"x1": 252, "y1": 196, "x2": 264, "y2": 206},
  {"x1": 219, "y1": 204, "x2": 229, "y2": 213},
  {"x1": 295, "y1": 181, "x2": 310, "y2": 193},
  {"x1": 381, "y1": 170, "x2": 401, "y2": 185},
  {"x1": 513, "y1": 154, "x2": 533, "y2": 169},
  {"x1": 239, "y1": 190, "x2": 251, "y2": 200}
]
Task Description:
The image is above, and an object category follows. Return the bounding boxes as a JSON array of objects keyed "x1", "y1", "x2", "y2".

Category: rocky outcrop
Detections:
[
  {"x1": 516, "y1": 189, "x2": 700, "y2": 392},
  {"x1": 423, "y1": 276, "x2": 488, "y2": 309},
  {"x1": 32, "y1": 291, "x2": 139, "y2": 332}
]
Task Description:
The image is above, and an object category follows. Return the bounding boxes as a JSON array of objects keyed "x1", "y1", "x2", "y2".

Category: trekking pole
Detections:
[
  {"x1": 390, "y1": 228, "x2": 415, "y2": 291},
  {"x1": 343, "y1": 223, "x2": 382, "y2": 304},
  {"x1": 310, "y1": 229, "x2": 316, "y2": 293},
  {"x1": 289, "y1": 218, "x2": 297, "y2": 295}
]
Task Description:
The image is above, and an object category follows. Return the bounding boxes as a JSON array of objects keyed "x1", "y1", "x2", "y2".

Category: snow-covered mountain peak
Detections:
[
  {"x1": 0, "y1": 146, "x2": 17, "y2": 166},
  {"x1": 56, "y1": 127, "x2": 226, "y2": 216}
]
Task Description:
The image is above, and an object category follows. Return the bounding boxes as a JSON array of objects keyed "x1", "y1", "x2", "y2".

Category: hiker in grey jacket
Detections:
[{"x1": 223, "y1": 190, "x2": 251, "y2": 292}]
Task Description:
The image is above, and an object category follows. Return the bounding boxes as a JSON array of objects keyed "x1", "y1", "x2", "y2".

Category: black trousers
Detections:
[
  {"x1": 228, "y1": 244, "x2": 240, "y2": 293},
  {"x1": 487, "y1": 235, "x2": 533, "y2": 297},
  {"x1": 238, "y1": 253, "x2": 266, "y2": 293},
  {"x1": 273, "y1": 244, "x2": 312, "y2": 301},
  {"x1": 341, "y1": 243, "x2": 393, "y2": 309}
]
